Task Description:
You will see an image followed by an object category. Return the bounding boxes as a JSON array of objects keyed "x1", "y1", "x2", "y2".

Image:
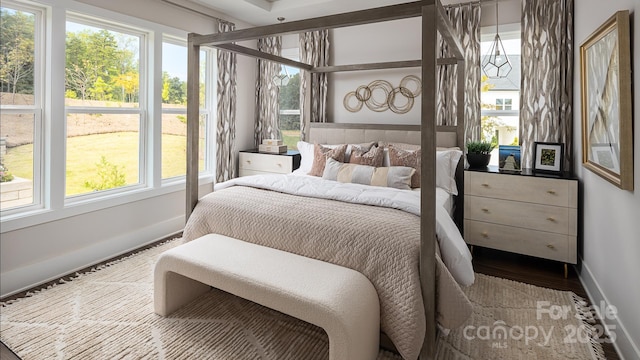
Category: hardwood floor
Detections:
[{"x1": 1, "y1": 244, "x2": 621, "y2": 359}]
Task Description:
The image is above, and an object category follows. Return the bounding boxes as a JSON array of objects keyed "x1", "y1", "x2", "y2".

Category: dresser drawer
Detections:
[
  {"x1": 239, "y1": 152, "x2": 293, "y2": 174},
  {"x1": 465, "y1": 171, "x2": 577, "y2": 208},
  {"x1": 464, "y1": 220, "x2": 577, "y2": 263},
  {"x1": 465, "y1": 195, "x2": 575, "y2": 235}
]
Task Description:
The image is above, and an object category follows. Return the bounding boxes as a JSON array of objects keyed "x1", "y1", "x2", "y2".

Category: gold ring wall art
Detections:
[{"x1": 343, "y1": 75, "x2": 422, "y2": 114}]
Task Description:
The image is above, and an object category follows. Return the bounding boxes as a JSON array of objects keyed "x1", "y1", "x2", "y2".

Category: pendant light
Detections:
[{"x1": 481, "y1": 2, "x2": 512, "y2": 78}]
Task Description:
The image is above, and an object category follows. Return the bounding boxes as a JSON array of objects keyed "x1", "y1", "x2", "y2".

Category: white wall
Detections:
[
  {"x1": 573, "y1": 2, "x2": 640, "y2": 359},
  {"x1": 329, "y1": 18, "x2": 422, "y2": 124},
  {"x1": 0, "y1": 0, "x2": 256, "y2": 297}
]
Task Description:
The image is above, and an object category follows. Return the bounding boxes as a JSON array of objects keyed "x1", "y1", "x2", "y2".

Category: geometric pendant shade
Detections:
[{"x1": 481, "y1": 3, "x2": 512, "y2": 78}]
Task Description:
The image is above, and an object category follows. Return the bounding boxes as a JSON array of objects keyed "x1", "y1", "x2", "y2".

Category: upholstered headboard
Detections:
[{"x1": 308, "y1": 123, "x2": 458, "y2": 148}]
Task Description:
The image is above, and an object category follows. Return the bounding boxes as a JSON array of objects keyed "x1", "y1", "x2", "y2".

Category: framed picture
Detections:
[
  {"x1": 498, "y1": 145, "x2": 521, "y2": 172},
  {"x1": 533, "y1": 142, "x2": 563, "y2": 174},
  {"x1": 580, "y1": 10, "x2": 633, "y2": 190}
]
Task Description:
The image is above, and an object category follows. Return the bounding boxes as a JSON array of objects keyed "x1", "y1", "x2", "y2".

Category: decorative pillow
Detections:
[
  {"x1": 388, "y1": 146, "x2": 421, "y2": 188},
  {"x1": 308, "y1": 143, "x2": 348, "y2": 177},
  {"x1": 349, "y1": 146, "x2": 384, "y2": 167},
  {"x1": 322, "y1": 158, "x2": 415, "y2": 190}
]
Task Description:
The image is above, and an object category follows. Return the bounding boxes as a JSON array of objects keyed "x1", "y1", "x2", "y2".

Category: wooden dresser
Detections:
[
  {"x1": 464, "y1": 167, "x2": 578, "y2": 276},
  {"x1": 238, "y1": 149, "x2": 301, "y2": 177}
]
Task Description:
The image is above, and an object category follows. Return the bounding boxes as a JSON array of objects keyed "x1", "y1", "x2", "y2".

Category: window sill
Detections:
[{"x1": 0, "y1": 175, "x2": 213, "y2": 233}]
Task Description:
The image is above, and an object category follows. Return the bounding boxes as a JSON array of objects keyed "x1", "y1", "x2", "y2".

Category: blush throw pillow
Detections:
[
  {"x1": 308, "y1": 143, "x2": 348, "y2": 177},
  {"x1": 349, "y1": 146, "x2": 384, "y2": 167},
  {"x1": 388, "y1": 146, "x2": 421, "y2": 188}
]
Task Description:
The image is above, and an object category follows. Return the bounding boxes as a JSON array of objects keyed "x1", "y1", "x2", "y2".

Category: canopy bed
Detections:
[{"x1": 183, "y1": 1, "x2": 467, "y2": 359}]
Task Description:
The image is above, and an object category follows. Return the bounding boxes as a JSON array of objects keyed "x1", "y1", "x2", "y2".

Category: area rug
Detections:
[{"x1": 0, "y1": 239, "x2": 605, "y2": 360}]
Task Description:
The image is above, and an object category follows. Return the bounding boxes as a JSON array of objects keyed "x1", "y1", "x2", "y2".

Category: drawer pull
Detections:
[
  {"x1": 481, "y1": 231, "x2": 489, "y2": 238},
  {"x1": 481, "y1": 208, "x2": 490, "y2": 213},
  {"x1": 276, "y1": 163, "x2": 282, "y2": 167},
  {"x1": 246, "y1": 160, "x2": 251, "y2": 164},
  {"x1": 547, "y1": 190, "x2": 557, "y2": 195},
  {"x1": 547, "y1": 217, "x2": 556, "y2": 222},
  {"x1": 481, "y1": 183, "x2": 490, "y2": 188},
  {"x1": 546, "y1": 244, "x2": 555, "y2": 249}
]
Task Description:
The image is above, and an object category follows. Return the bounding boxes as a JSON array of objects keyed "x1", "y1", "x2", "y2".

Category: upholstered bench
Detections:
[{"x1": 154, "y1": 234, "x2": 380, "y2": 360}]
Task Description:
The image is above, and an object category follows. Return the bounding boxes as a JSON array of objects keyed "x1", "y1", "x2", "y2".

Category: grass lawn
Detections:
[
  {"x1": 281, "y1": 130, "x2": 300, "y2": 150},
  {"x1": 3, "y1": 132, "x2": 201, "y2": 196}
]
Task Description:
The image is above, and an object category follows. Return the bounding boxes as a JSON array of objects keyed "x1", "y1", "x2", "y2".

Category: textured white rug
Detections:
[{"x1": 1, "y1": 239, "x2": 606, "y2": 360}]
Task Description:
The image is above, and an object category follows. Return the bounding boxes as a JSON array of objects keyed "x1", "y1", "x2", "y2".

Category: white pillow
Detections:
[
  {"x1": 296, "y1": 141, "x2": 315, "y2": 174},
  {"x1": 437, "y1": 149, "x2": 463, "y2": 195},
  {"x1": 322, "y1": 158, "x2": 415, "y2": 190}
]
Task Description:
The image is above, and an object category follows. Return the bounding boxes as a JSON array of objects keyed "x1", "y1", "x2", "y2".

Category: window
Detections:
[
  {"x1": 64, "y1": 16, "x2": 144, "y2": 198},
  {"x1": 161, "y1": 38, "x2": 213, "y2": 180},
  {"x1": 495, "y1": 98, "x2": 513, "y2": 111},
  {"x1": 1, "y1": 0, "x2": 216, "y2": 225},
  {"x1": 278, "y1": 48, "x2": 300, "y2": 150},
  {"x1": 0, "y1": 1, "x2": 43, "y2": 212},
  {"x1": 481, "y1": 23, "x2": 520, "y2": 165}
]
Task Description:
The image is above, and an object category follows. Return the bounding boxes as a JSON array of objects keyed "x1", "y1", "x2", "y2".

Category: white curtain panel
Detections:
[
  {"x1": 437, "y1": 3, "x2": 482, "y2": 143},
  {"x1": 216, "y1": 20, "x2": 238, "y2": 182},
  {"x1": 299, "y1": 30, "x2": 329, "y2": 141},
  {"x1": 255, "y1": 36, "x2": 282, "y2": 147},
  {"x1": 520, "y1": 0, "x2": 573, "y2": 170}
]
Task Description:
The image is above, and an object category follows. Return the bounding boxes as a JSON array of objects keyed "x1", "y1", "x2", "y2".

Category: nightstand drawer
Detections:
[
  {"x1": 465, "y1": 171, "x2": 576, "y2": 208},
  {"x1": 465, "y1": 195, "x2": 575, "y2": 235},
  {"x1": 239, "y1": 152, "x2": 294, "y2": 174},
  {"x1": 464, "y1": 220, "x2": 576, "y2": 263}
]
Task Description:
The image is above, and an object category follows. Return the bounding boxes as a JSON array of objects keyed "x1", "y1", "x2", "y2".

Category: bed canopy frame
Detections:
[{"x1": 185, "y1": 1, "x2": 465, "y2": 358}]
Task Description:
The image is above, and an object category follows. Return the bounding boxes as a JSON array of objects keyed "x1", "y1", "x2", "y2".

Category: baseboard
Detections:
[
  {"x1": 578, "y1": 260, "x2": 640, "y2": 360},
  {"x1": 0, "y1": 216, "x2": 184, "y2": 298}
]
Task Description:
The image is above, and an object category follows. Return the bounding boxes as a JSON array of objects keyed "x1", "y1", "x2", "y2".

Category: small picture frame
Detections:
[
  {"x1": 533, "y1": 142, "x2": 564, "y2": 174},
  {"x1": 498, "y1": 145, "x2": 521, "y2": 172}
]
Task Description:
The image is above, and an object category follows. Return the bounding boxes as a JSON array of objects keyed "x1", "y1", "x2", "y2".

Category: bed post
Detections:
[
  {"x1": 455, "y1": 60, "x2": 465, "y2": 230},
  {"x1": 186, "y1": 33, "x2": 201, "y2": 222},
  {"x1": 420, "y1": 1, "x2": 437, "y2": 359}
]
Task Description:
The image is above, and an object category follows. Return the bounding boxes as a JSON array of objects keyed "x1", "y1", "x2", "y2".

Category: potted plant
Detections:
[{"x1": 466, "y1": 141, "x2": 495, "y2": 168}]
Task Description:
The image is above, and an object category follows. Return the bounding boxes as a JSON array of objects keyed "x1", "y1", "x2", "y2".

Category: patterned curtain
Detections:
[
  {"x1": 437, "y1": 3, "x2": 482, "y2": 143},
  {"x1": 520, "y1": 0, "x2": 573, "y2": 170},
  {"x1": 255, "y1": 37, "x2": 282, "y2": 146},
  {"x1": 299, "y1": 30, "x2": 329, "y2": 141},
  {"x1": 216, "y1": 20, "x2": 238, "y2": 182}
]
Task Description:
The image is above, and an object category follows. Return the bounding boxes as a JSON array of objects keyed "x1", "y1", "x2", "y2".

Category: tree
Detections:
[
  {"x1": 65, "y1": 28, "x2": 138, "y2": 102},
  {"x1": 161, "y1": 72, "x2": 186, "y2": 104},
  {"x1": 0, "y1": 9, "x2": 35, "y2": 102}
]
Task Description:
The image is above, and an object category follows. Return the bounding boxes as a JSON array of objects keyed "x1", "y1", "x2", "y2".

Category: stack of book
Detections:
[{"x1": 258, "y1": 139, "x2": 287, "y2": 153}]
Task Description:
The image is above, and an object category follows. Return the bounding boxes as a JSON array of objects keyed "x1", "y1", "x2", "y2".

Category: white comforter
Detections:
[{"x1": 216, "y1": 174, "x2": 474, "y2": 287}]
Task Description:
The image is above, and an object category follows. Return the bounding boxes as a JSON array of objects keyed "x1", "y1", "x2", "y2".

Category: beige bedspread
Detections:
[{"x1": 183, "y1": 185, "x2": 472, "y2": 360}]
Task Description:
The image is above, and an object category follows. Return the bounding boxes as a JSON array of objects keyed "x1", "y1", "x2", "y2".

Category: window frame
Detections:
[
  {"x1": 160, "y1": 35, "x2": 215, "y2": 182},
  {"x1": 63, "y1": 13, "x2": 148, "y2": 201},
  {"x1": 480, "y1": 22, "x2": 521, "y2": 144},
  {"x1": 0, "y1": 0, "x2": 45, "y2": 215}
]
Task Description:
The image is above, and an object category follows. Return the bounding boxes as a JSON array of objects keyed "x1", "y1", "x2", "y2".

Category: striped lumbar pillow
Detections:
[{"x1": 322, "y1": 158, "x2": 415, "y2": 190}]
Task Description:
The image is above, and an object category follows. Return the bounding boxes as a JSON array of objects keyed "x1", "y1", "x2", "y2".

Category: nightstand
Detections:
[
  {"x1": 464, "y1": 166, "x2": 578, "y2": 277},
  {"x1": 238, "y1": 149, "x2": 301, "y2": 177}
]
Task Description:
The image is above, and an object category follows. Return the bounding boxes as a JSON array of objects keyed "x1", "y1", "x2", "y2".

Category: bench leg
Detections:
[{"x1": 154, "y1": 270, "x2": 210, "y2": 316}]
